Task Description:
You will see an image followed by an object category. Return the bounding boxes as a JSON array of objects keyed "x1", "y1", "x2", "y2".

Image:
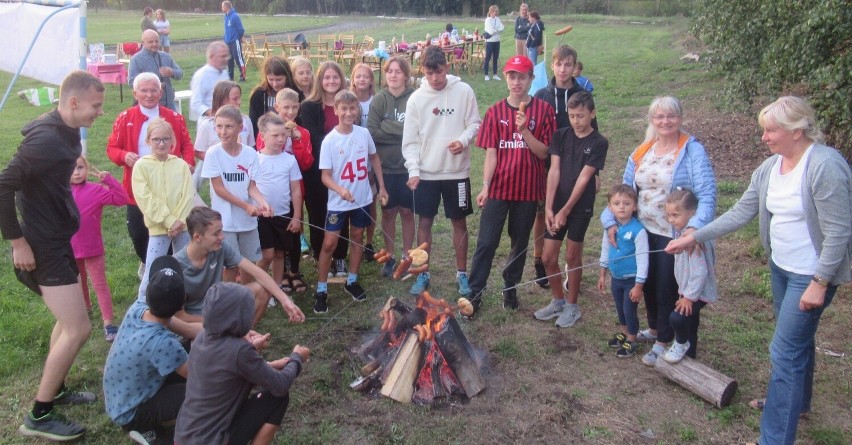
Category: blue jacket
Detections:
[
  {"x1": 602, "y1": 217, "x2": 648, "y2": 281},
  {"x1": 223, "y1": 9, "x2": 244, "y2": 44},
  {"x1": 602, "y1": 133, "x2": 716, "y2": 233}
]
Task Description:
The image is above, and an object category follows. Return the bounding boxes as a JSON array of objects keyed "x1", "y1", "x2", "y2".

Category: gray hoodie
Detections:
[{"x1": 175, "y1": 283, "x2": 304, "y2": 445}]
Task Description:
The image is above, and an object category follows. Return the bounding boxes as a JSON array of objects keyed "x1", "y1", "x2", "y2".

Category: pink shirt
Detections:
[{"x1": 70, "y1": 174, "x2": 129, "y2": 258}]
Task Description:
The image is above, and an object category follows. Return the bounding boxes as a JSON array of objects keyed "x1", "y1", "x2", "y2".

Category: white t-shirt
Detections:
[
  {"x1": 358, "y1": 97, "x2": 372, "y2": 128},
  {"x1": 256, "y1": 151, "x2": 302, "y2": 216},
  {"x1": 201, "y1": 143, "x2": 260, "y2": 231},
  {"x1": 319, "y1": 126, "x2": 376, "y2": 211},
  {"x1": 194, "y1": 115, "x2": 256, "y2": 153},
  {"x1": 767, "y1": 145, "x2": 818, "y2": 275}
]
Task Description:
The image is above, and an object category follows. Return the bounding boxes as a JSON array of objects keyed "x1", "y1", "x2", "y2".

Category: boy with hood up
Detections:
[
  {"x1": 175, "y1": 283, "x2": 309, "y2": 445},
  {"x1": 401, "y1": 45, "x2": 481, "y2": 297}
]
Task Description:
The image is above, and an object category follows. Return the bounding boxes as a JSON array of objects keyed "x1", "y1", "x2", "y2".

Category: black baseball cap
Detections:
[{"x1": 146, "y1": 256, "x2": 185, "y2": 318}]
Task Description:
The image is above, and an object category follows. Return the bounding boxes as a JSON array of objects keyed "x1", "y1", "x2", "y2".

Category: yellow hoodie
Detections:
[{"x1": 131, "y1": 154, "x2": 195, "y2": 235}]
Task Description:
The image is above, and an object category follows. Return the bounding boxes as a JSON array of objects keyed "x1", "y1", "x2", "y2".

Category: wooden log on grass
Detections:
[{"x1": 654, "y1": 356, "x2": 737, "y2": 408}]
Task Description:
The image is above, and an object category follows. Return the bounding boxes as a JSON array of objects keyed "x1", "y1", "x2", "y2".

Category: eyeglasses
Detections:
[
  {"x1": 652, "y1": 114, "x2": 681, "y2": 121},
  {"x1": 150, "y1": 137, "x2": 172, "y2": 145}
]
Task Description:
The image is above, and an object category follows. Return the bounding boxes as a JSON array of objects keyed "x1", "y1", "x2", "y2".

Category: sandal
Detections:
[
  {"x1": 279, "y1": 275, "x2": 293, "y2": 293},
  {"x1": 290, "y1": 273, "x2": 307, "y2": 293},
  {"x1": 748, "y1": 398, "x2": 765, "y2": 410}
]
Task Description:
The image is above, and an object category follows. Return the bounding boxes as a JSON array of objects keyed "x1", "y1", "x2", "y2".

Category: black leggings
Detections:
[
  {"x1": 227, "y1": 391, "x2": 289, "y2": 445},
  {"x1": 643, "y1": 233, "x2": 679, "y2": 343},
  {"x1": 127, "y1": 204, "x2": 149, "y2": 262},
  {"x1": 483, "y1": 41, "x2": 501, "y2": 75}
]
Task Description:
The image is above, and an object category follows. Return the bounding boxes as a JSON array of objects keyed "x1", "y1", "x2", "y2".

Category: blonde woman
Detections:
[
  {"x1": 482, "y1": 4, "x2": 505, "y2": 80},
  {"x1": 667, "y1": 96, "x2": 851, "y2": 445},
  {"x1": 154, "y1": 9, "x2": 171, "y2": 53}
]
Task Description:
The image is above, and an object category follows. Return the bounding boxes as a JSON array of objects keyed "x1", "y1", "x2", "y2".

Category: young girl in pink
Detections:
[{"x1": 70, "y1": 156, "x2": 129, "y2": 342}]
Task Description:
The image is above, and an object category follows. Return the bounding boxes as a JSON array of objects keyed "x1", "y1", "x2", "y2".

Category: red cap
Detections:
[{"x1": 503, "y1": 55, "x2": 534, "y2": 74}]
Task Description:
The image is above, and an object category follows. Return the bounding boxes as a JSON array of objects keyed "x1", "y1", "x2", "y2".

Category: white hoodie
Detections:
[{"x1": 402, "y1": 75, "x2": 481, "y2": 181}]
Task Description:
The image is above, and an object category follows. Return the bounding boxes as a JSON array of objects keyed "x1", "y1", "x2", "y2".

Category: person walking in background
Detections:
[
  {"x1": 190, "y1": 41, "x2": 230, "y2": 121},
  {"x1": 482, "y1": 4, "x2": 505, "y2": 81},
  {"x1": 154, "y1": 9, "x2": 171, "y2": 53},
  {"x1": 221, "y1": 1, "x2": 246, "y2": 82},
  {"x1": 525, "y1": 11, "x2": 544, "y2": 65},
  {"x1": 129, "y1": 29, "x2": 184, "y2": 112},
  {"x1": 514, "y1": 3, "x2": 531, "y2": 56},
  {"x1": 0, "y1": 71, "x2": 104, "y2": 442},
  {"x1": 666, "y1": 96, "x2": 850, "y2": 445},
  {"x1": 141, "y1": 6, "x2": 156, "y2": 32},
  {"x1": 70, "y1": 156, "x2": 129, "y2": 342}
]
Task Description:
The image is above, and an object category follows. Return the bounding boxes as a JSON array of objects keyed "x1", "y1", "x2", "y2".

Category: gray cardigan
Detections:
[{"x1": 694, "y1": 144, "x2": 851, "y2": 285}]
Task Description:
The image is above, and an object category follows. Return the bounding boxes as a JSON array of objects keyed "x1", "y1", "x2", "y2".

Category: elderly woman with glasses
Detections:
[{"x1": 601, "y1": 96, "x2": 717, "y2": 365}]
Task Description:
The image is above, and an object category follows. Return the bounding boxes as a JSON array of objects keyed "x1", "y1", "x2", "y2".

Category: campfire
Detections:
[{"x1": 351, "y1": 291, "x2": 486, "y2": 405}]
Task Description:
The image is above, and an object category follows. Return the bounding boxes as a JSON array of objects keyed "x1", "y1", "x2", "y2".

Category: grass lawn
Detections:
[{"x1": 0, "y1": 10, "x2": 849, "y2": 445}]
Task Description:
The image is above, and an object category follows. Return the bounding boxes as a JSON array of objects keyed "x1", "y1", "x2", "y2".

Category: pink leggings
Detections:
[{"x1": 76, "y1": 255, "x2": 114, "y2": 323}]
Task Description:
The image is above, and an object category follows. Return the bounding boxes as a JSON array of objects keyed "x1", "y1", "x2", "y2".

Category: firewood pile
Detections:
[{"x1": 350, "y1": 292, "x2": 486, "y2": 405}]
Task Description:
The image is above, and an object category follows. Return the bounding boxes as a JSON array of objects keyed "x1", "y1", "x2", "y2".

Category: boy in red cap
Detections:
[{"x1": 465, "y1": 55, "x2": 555, "y2": 317}]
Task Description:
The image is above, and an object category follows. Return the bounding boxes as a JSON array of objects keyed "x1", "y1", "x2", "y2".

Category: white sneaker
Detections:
[
  {"x1": 484, "y1": 75, "x2": 490, "y2": 81},
  {"x1": 663, "y1": 340, "x2": 690, "y2": 364},
  {"x1": 534, "y1": 300, "x2": 565, "y2": 320},
  {"x1": 642, "y1": 349, "x2": 660, "y2": 367},
  {"x1": 554, "y1": 306, "x2": 581, "y2": 327},
  {"x1": 636, "y1": 329, "x2": 657, "y2": 342},
  {"x1": 492, "y1": 74, "x2": 501, "y2": 80}
]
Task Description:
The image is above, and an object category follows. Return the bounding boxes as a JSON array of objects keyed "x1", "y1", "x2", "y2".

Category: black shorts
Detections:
[
  {"x1": 258, "y1": 211, "x2": 298, "y2": 251},
  {"x1": 227, "y1": 391, "x2": 289, "y2": 445},
  {"x1": 15, "y1": 240, "x2": 78, "y2": 295},
  {"x1": 383, "y1": 173, "x2": 413, "y2": 210},
  {"x1": 413, "y1": 178, "x2": 473, "y2": 219},
  {"x1": 544, "y1": 209, "x2": 593, "y2": 243}
]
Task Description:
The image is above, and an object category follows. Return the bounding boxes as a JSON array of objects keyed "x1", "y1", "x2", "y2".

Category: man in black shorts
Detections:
[
  {"x1": 0, "y1": 71, "x2": 105, "y2": 441},
  {"x1": 401, "y1": 45, "x2": 481, "y2": 296}
]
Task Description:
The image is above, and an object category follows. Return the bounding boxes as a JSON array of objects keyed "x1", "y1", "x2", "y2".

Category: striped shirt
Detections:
[{"x1": 476, "y1": 97, "x2": 555, "y2": 201}]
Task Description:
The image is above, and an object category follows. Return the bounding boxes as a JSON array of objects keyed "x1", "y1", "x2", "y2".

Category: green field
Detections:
[{"x1": 1, "y1": 10, "x2": 849, "y2": 445}]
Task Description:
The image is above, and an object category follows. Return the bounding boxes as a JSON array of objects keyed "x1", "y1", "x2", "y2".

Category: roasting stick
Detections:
[{"x1": 500, "y1": 249, "x2": 667, "y2": 293}]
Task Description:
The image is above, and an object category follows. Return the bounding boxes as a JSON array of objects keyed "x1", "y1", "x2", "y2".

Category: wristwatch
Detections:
[{"x1": 812, "y1": 276, "x2": 829, "y2": 287}]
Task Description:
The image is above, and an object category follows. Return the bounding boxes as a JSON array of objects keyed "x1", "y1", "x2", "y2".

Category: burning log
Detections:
[
  {"x1": 380, "y1": 331, "x2": 424, "y2": 403},
  {"x1": 434, "y1": 317, "x2": 486, "y2": 398},
  {"x1": 353, "y1": 293, "x2": 486, "y2": 404}
]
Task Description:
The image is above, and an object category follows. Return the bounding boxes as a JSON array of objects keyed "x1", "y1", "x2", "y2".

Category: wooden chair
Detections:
[
  {"x1": 335, "y1": 42, "x2": 361, "y2": 70},
  {"x1": 251, "y1": 34, "x2": 271, "y2": 57},
  {"x1": 444, "y1": 43, "x2": 471, "y2": 76},
  {"x1": 308, "y1": 41, "x2": 331, "y2": 62},
  {"x1": 242, "y1": 40, "x2": 267, "y2": 70},
  {"x1": 468, "y1": 40, "x2": 486, "y2": 74},
  {"x1": 361, "y1": 35, "x2": 376, "y2": 50},
  {"x1": 317, "y1": 34, "x2": 337, "y2": 45},
  {"x1": 338, "y1": 33, "x2": 355, "y2": 45}
]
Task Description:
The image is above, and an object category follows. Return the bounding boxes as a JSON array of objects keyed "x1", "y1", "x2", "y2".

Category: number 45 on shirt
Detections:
[{"x1": 340, "y1": 158, "x2": 368, "y2": 183}]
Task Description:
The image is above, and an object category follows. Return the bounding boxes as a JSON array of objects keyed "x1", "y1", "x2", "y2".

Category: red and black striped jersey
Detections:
[{"x1": 476, "y1": 97, "x2": 555, "y2": 201}]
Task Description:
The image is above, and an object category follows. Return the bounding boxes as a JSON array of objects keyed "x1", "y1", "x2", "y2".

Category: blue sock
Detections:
[
  {"x1": 317, "y1": 282, "x2": 328, "y2": 293},
  {"x1": 347, "y1": 273, "x2": 358, "y2": 285}
]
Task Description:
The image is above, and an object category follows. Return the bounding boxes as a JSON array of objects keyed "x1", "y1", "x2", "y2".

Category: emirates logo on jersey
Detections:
[{"x1": 432, "y1": 107, "x2": 455, "y2": 116}]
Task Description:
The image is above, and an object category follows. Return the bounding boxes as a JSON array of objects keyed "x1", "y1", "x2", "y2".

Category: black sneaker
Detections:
[
  {"x1": 19, "y1": 410, "x2": 85, "y2": 441},
  {"x1": 616, "y1": 340, "x2": 637, "y2": 358},
  {"x1": 313, "y1": 292, "x2": 328, "y2": 314},
  {"x1": 534, "y1": 261, "x2": 550, "y2": 288},
  {"x1": 54, "y1": 388, "x2": 97, "y2": 405},
  {"x1": 344, "y1": 281, "x2": 367, "y2": 301},
  {"x1": 608, "y1": 333, "x2": 627, "y2": 349},
  {"x1": 502, "y1": 287, "x2": 519, "y2": 310},
  {"x1": 363, "y1": 243, "x2": 375, "y2": 263}
]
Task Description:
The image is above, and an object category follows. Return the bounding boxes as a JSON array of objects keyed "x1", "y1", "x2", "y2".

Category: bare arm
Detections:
[{"x1": 477, "y1": 148, "x2": 498, "y2": 208}]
